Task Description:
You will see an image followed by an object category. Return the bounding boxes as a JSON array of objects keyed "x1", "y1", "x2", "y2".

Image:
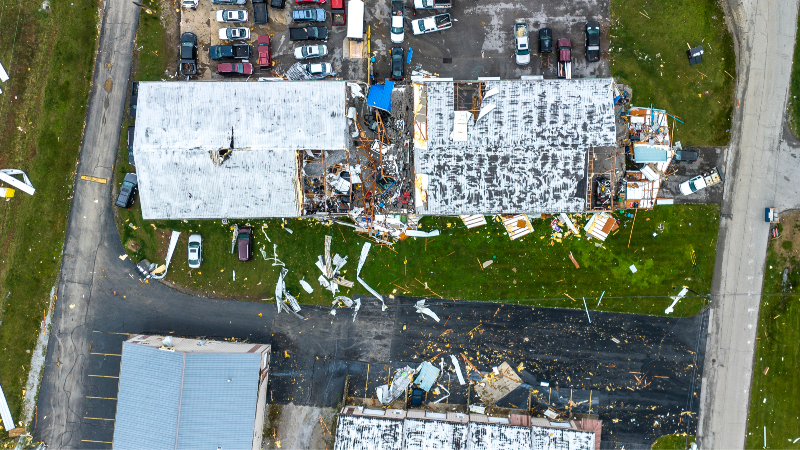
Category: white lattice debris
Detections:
[
  {"x1": 502, "y1": 215, "x2": 533, "y2": 240},
  {"x1": 460, "y1": 215, "x2": 487, "y2": 229}
]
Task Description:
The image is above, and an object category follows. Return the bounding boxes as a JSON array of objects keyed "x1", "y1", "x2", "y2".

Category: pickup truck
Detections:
[
  {"x1": 209, "y1": 44, "x2": 251, "y2": 60},
  {"x1": 557, "y1": 38, "x2": 571, "y2": 79},
  {"x1": 180, "y1": 32, "x2": 198, "y2": 76},
  {"x1": 679, "y1": 167, "x2": 724, "y2": 195},
  {"x1": 252, "y1": 0, "x2": 268, "y2": 23},
  {"x1": 514, "y1": 22, "x2": 530, "y2": 65},
  {"x1": 411, "y1": 13, "x2": 451, "y2": 35},
  {"x1": 289, "y1": 26, "x2": 329, "y2": 40},
  {"x1": 414, "y1": 0, "x2": 450, "y2": 9},
  {"x1": 331, "y1": 0, "x2": 345, "y2": 25}
]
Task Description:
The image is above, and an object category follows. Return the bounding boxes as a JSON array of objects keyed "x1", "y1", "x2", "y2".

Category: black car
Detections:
[
  {"x1": 538, "y1": 28, "x2": 552, "y2": 53},
  {"x1": 391, "y1": 47, "x2": 404, "y2": 81},
  {"x1": 115, "y1": 173, "x2": 138, "y2": 208},
  {"x1": 674, "y1": 150, "x2": 699, "y2": 162},
  {"x1": 129, "y1": 81, "x2": 138, "y2": 118},
  {"x1": 180, "y1": 32, "x2": 198, "y2": 76},
  {"x1": 584, "y1": 21, "x2": 600, "y2": 61},
  {"x1": 126, "y1": 126, "x2": 135, "y2": 165},
  {"x1": 270, "y1": 0, "x2": 285, "y2": 9}
]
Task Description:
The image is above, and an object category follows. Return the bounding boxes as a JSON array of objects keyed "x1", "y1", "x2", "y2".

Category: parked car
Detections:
[
  {"x1": 294, "y1": 44, "x2": 327, "y2": 59},
  {"x1": 305, "y1": 62, "x2": 334, "y2": 77},
  {"x1": 514, "y1": 22, "x2": 530, "y2": 65},
  {"x1": 252, "y1": 0, "x2": 268, "y2": 23},
  {"x1": 538, "y1": 27, "x2": 552, "y2": 53},
  {"x1": 129, "y1": 81, "x2": 138, "y2": 118},
  {"x1": 212, "y1": 0, "x2": 246, "y2": 4},
  {"x1": 289, "y1": 26, "x2": 329, "y2": 40},
  {"x1": 237, "y1": 226, "x2": 253, "y2": 261},
  {"x1": 331, "y1": 0, "x2": 346, "y2": 25},
  {"x1": 413, "y1": 0, "x2": 450, "y2": 9},
  {"x1": 411, "y1": 13, "x2": 451, "y2": 35},
  {"x1": 390, "y1": 0, "x2": 404, "y2": 43},
  {"x1": 218, "y1": 27, "x2": 251, "y2": 40},
  {"x1": 126, "y1": 126, "x2": 135, "y2": 165},
  {"x1": 218, "y1": 62, "x2": 254, "y2": 75},
  {"x1": 181, "y1": 0, "x2": 198, "y2": 9},
  {"x1": 585, "y1": 21, "x2": 600, "y2": 62},
  {"x1": 216, "y1": 9, "x2": 248, "y2": 22},
  {"x1": 295, "y1": 0, "x2": 325, "y2": 4},
  {"x1": 270, "y1": 0, "x2": 286, "y2": 9},
  {"x1": 187, "y1": 234, "x2": 203, "y2": 268},
  {"x1": 674, "y1": 150, "x2": 699, "y2": 162},
  {"x1": 115, "y1": 173, "x2": 138, "y2": 209},
  {"x1": 292, "y1": 8, "x2": 326, "y2": 22},
  {"x1": 258, "y1": 35, "x2": 272, "y2": 68},
  {"x1": 209, "y1": 44, "x2": 251, "y2": 60},
  {"x1": 391, "y1": 47, "x2": 404, "y2": 80},
  {"x1": 679, "y1": 167, "x2": 723, "y2": 195},
  {"x1": 557, "y1": 38, "x2": 571, "y2": 79},
  {"x1": 179, "y1": 32, "x2": 198, "y2": 76}
]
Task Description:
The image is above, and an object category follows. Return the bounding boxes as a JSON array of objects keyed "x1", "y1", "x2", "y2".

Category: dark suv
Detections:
[
  {"x1": 538, "y1": 28, "x2": 552, "y2": 53},
  {"x1": 584, "y1": 21, "x2": 600, "y2": 62},
  {"x1": 237, "y1": 226, "x2": 253, "y2": 261},
  {"x1": 391, "y1": 47, "x2": 404, "y2": 80},
  {"x1": 115, "y1": 173, "x2": 138, "y2": 208}
]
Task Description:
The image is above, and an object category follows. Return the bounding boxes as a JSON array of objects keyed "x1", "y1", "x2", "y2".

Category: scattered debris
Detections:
[
  {"x1": 460, "y1": 214, "x2": 487, "y2": 229},
  {"x1": 414, "y1": 299, "x2": 440, "y2": 322},
  {"x1": 376, "y1": 365, "x2": 415, "y2": 405},
  {"x1": 665, "y1": 287, "x2": 689, "y2": 314},
  {"x1": 474, "y1": 361, "x2": 522, "y2": 404},
  {"x1": 413, "y1": 361, "x2": 440, "y2": 392}
]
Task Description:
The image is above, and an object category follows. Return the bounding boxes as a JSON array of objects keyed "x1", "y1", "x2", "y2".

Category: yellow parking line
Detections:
[
  {"x1": 86, "y1": 396, "x2": 117, "y2": 400},
  {"x1": 81, "y1": 440, "x2": 112, "y2": 444},
  {"x1": 84, "y1": 417, "x2": 114, "y2": 421},
  {"x1": 90, "y1": 352, "x2": 121, "y2": 357},
  {"x1": 92, "y1": 330, "x2": 128, "y2": 335},
  {"x1": 88, "y1": 375, "x2": 119, "y2": 379},
  {"x1": 80, "y1": 175, "x2": 108, "y2": 184}
]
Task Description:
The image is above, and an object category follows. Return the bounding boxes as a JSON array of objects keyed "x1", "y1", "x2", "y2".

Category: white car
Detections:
[
  {"x1": 181, "y1": 0, "x2": 198, "y2": 9},
  {"x1": 218, "y1": 27, "x2": 250, "y2": 41},
  {"x1": 514, "y1": 23, "x2": 530, "y2": 65},
  {"x1": 294, "y1": 44, "x2": 328, "y2": 59},
  {"x1": 188, "y1": 234, "x2": 203, "y2": 269},
  {"x1": 216, "y1": 10, "x2": 248, "y2": 22},
  {"x1": 411, "y1": 13, "x2": 451, "y2": 35},
  {"x1": 390, "y1": 0, "x2": 405, "y2": 43},
  {"x1": 305, "y1": 62, "x2": 334, "y2": 78}
]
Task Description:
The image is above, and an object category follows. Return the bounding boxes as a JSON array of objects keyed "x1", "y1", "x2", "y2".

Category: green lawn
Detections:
[
  {"x1": 652, "y1": 434, "x2": 696, "y2": 450},
  {"x1": 133, "y1": 0, "x2": 170, "y2": 82},
  {"x1": 0, "y1": 0, "x2": 98, "y2": 422},
  {"x1": 114, "y1": 198, "x2": 719, "y2": 317},
  {"x1": 610, "y1": 0, "x2": 736, "y2": 146},
  {"x1": 788, "y1": 11, "x2": 800, "y2": 138},
  {"x1": 745, "y1": 214, "x2": 800, "y2": 448}
]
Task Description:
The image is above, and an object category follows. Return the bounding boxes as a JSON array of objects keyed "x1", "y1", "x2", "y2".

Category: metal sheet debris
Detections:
[
  {"x1": 413, "y1": 361, "x2": 440, "y2": 392},
  {"x1": 0, "y1": 169, "x2": 36, "y2": 195},
  {"x1": 150, "y1": 231, "x2": 181, "y2": 280},
  {"x1": 414, "y1": 299, "x2": 440, "y2": 322},
  {"x1": 665, "y1": 287, "x2": 689, "y2": 314},
  {"x1": 450, "y1": 354, "x2": 466, "y2": 385},
  {"x1": 377, "y1": 366, "x2": 415, "y2": 405}
]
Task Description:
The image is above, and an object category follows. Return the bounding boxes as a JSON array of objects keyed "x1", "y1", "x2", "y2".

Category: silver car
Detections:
[
  {"x1": 305, "y1": 62, "x2": 334, "y2": 78},
  {"x1": 294, "y1": 44, "x2": 328, "y2": 59},
  {"x1": 188, "y1": 234, "x2": 203, "y2": 269},
  {"x1": 216, "y1": 10, "x2": 248, "y2": 22},
  {"x1": 218, "y1": 27, "x2": 251, "y2": 40}
]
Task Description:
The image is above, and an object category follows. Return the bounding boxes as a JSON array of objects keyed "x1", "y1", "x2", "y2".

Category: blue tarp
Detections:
[
  {"x1": 633, "y1": 144, "x2": 668, "y2": 163},
  {"x1": 366, "y1": 80, "x2": 394, "y2": 113}
]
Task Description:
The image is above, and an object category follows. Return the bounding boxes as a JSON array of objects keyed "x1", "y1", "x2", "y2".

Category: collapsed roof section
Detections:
[
  {"x1": 414, "y1": 79, "x2": 616, "y2": 215},
  {"x1": 624, "y1": 106, "x2": 673, "y2": 209},
  {"x1": 133, "y1": 81, "x2": 347, "y2": 220}
]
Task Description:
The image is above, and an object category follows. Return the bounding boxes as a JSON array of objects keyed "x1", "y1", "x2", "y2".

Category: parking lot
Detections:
[
  {"x1": 179, "y1": 0, "x2": 610, "y2": 81},
  {"x1": 659, "y1": 146, "x2": 727, "y2": 203}
]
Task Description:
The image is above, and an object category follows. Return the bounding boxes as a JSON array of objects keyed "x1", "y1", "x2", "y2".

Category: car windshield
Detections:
[
  {"x1": 238, "y1": 232, "x2": 249, "y2": 239},
  {"x1": 588, "y1": 28, "x2": 599, "y2": 34},
  {"x1": 122, "y1": 181, "x2": 135, "y2": 189},
  {"x1": 236, "y1": 63, "x2": 243, "y2": 72},
  {"x1": 688, "y1": 181, "x2": 698, "y2": 192}
]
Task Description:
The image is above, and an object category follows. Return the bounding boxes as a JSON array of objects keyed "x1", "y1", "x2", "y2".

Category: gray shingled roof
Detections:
[
  {"x1": 133, "y1": 81, "x2": 347, "y2": 219},
  {"x1": 113, "y1": 343, "x2": 261, "y2": 450},
  {"x1": 415, "y1": 80, "x2": 615, "y2": 215}
]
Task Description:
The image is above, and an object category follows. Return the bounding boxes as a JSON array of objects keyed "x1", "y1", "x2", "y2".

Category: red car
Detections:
[
  {"x1": 217, "y1": 62, "x2": 254, "y2": 75},
  {"x1": 257, "y1": 35, "x2": 272, "y2": 69},
  {"x1": 295, "y1": 0, "x2": 325, "y2": 4}
]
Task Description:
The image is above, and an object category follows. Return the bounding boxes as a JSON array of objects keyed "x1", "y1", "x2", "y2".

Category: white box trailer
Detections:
[{"x1": 346, "y1": 0, "x2": 364, "y2": 39}]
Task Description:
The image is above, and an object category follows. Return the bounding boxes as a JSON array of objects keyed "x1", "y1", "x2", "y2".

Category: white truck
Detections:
[
  {"x1": 679, "y1": 167, "x2": 724, "y2": 195},
  {"x1": 514, "y1": 23, "x2": 530, "y2": 65},
  {"x1": 411, "y1": 13, "x2": 452, "y2": 35},
  {"x1": 413, "y1": 0, "x2": 450, "y2": 9}
]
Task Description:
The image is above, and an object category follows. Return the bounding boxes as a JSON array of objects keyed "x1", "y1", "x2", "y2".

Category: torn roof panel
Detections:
[
  {"x1": 530, "y1": 425, "x2": 595, "y2": 450},
  {"x1": 134, "y1": 81, "x2": 347, "y2": 152},
  {"x1": 468, "y1": 422, "x2": 531, "y2": 450},
  {"x1": 403, "y1": 418, "x2": 469, "y2": 450},
  {"x1": 137, "y1": 149, "x2": 300, "y2": 219},
  {"x1": 366, "y1": 81, "x2": 394, "y2": 112},
  {"x1": 333, "y1": 415, "x2": 403, "y2": 450}
]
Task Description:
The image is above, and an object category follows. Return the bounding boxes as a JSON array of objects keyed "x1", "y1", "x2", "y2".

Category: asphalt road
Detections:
[{"x1": 697, "y1": 0, "x2": 800, "y2": 448}]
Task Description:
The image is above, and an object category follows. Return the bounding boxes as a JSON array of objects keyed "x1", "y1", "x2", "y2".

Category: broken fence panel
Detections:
[{"x1": 0, "y1": 169, "x2": 35, "y2": 195}]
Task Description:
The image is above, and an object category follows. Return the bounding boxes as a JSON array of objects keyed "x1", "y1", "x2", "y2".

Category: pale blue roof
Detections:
[
  {"x1": 414, "y1": 361, "x2": 440, "y2": 391},
  {"x1": 633, "y1": 145, "x2": 668, "y2": 162},
  {"x1": 113, "y1": 343, "x2": 261, "y2": 450}
]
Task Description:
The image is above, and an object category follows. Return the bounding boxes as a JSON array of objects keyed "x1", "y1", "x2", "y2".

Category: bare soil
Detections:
[
  {"x1": 772, "y1": 210, "x2": 800, "y2": 263},
  {"x1": 262, "y1": 403, "x2": 336, "y2": 450}
]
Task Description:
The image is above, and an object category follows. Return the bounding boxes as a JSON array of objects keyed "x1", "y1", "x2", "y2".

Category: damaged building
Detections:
[
  {"x1": 413, "y1": 79, "x2": 616, "y2": 215},
  {"x1": 333, "y1": 406, "x2": 601, "y2": 450}
]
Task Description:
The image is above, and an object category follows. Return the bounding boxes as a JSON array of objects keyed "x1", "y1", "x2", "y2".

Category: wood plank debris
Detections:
[
  {"x1": 584, "y1": 213, "x2": 618, "y2": 241},
  {"x1": 460, "y1": 215, "x2": 487, "y2": 229},
  {"x1": 502, "y1": 214, "x2": 533, "y2": 240}
]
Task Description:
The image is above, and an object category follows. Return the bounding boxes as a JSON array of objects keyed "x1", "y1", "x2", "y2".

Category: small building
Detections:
[
  {"x1": 333, "y1": 406, "x2": 600, "y2": 450},
  {"x1": 112, "y1": 335, "x2": 271, "y2": 450}
]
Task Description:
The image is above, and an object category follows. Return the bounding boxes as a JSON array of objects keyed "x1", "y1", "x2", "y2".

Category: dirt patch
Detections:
[
  {"x1": 155, "y1": 228, "x2": 171, "y2": 261},
  {"x1": 262, "y1": 403, "x2": 336, "y2": 450},
  {"x1": 103, "y1": 77, "x2": 113, "y2": 92},
  {"x1": 772, "y1": 210, "x2": 800, "y2": 262},
  {"x1": 125, "y1": 239, "x2": 141, "y2": 252}
]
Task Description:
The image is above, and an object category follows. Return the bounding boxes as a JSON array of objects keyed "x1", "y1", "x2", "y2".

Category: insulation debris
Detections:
[{"x1": 376, "y1": 366, "x2": 416, "y2": 405}]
